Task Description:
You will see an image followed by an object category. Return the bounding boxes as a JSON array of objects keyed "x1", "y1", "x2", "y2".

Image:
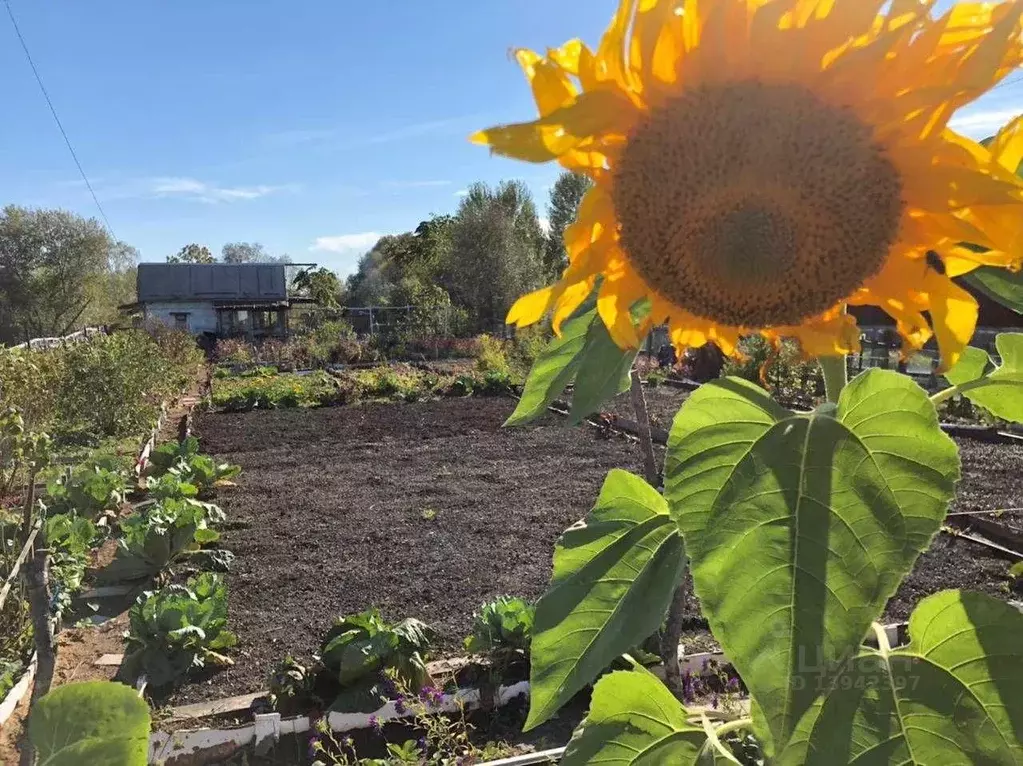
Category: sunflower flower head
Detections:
[{"x1": 472, "y1": 0, "x2": 1023, "y2": 370}]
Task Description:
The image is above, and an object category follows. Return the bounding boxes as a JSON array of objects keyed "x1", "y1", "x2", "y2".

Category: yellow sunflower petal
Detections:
[
  {"x1": 922, "y1": 270, "x2": 979, "y2": 372},
  {"x1": 516, "y1": 49, "x2": 578, "y2": 117},
  {"x1": 552, "y1": 278, "x2": 598, "y2": 335},
  {"x1": 470, "y1": 89, "x2": 639, "y2": 163},
  {"x1": 989, "y1": 113, "x2": 1023, "y2": 174},
  {"x1": 506, "y1": 285, "x2": 558, "y2": 328},
  {"x1": 597, "y1": 270, "x2": 646, "y2": 349}
]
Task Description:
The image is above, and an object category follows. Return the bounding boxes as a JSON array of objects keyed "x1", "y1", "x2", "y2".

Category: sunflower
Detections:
[{"x1": 471, "y1": 0, "x2": 1023, "y2": 369}]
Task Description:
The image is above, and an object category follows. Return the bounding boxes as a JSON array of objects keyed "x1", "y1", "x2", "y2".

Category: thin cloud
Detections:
[
  {"x1": 538, "y1": 217, "x2": 551, "y2": 235},
  {"x1": 454, "y1": 188, "x2": 470, "y2": 198},
  {"x1": 310, "y1": 232, "x2": 386, "y2": 254},
  {"x1": 149, "y1": 177, "x2": 295, "y2": 204},
  {"x1": 949, "y1": 107, "x2": 1020, "y2": 138}
]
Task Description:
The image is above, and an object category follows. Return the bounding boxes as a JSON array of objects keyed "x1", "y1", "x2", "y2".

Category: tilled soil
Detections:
[
  {"x1": 169, "y1": 395, "x2": 1023, "y2": 704},
  {"x1": 169, "y1": 398, "x2": 645, "y2": 704}
]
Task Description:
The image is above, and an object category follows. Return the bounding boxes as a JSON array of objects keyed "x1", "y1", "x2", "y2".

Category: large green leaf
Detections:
[
  {"x1": 963, "y1": 267, "x2": 1023, "y2": 314},
  {"x1": 568, "y1": 319, "x2": 638, "y2": 425},
  {"x1": 664, "y1": 370, "x2": 959, "y2": 754},
  {"x1": 526, "y1": 469, "x2": 685, "y2": 730},
  {"x1": 562, "y1": 668, "x2": 717, "y2": 765},
  {"x1": 29, "y1": 681, "x2": 150, "y2": 765},
  {"x1": 779, "y1": 590, "x2": 1023, "y2": 765},
  {"x1": 506, "y1": 308, "x2": 635, "y2": 427},
  {"x1": 943, "y1": 333, "x2": 1023, "y2": 423}
]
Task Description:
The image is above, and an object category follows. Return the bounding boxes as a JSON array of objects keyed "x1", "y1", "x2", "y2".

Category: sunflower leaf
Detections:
[
  {"x1": 561, "y1": 668, "x2": 714, "y2": 766},
  {"x1": 664, "y1": 370, "x2": 959, "y2": 755},
  {"x1": 777, "y1": 590, "x2": 1023, "y2": 765},
  {"x1": 526, "y1": 469, "x2": 685, "y2": 730},
  {"x1": 943, "y1": 333, "x2": 1023, "y2": 424},
  {"x1": 505, "y1": 307, "x2": 635, "y2": 427},
  {"x1": 963, "y1": 267, "x2": 1023, "y2": 315}
]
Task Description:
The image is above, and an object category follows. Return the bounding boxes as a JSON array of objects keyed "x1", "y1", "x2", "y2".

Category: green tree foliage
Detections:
[
  {"x1": 220, "y1": 241, "x2": 267, "y2": 263},
  {"x1": 445, "y1": 181, "x2": 545, "y2": 332},
  {"x1": 544, "y1": 171, "x2": 592, "y2": 279},
  {"x1": 293, "y1": 267, "x2": 345, "y2": 308},
  {"x1": 167, "y1": 243, "x2": 214, "y2": 264},
  {"x1": 0, "y1": 205, "x2": 114, "y2": 344}
]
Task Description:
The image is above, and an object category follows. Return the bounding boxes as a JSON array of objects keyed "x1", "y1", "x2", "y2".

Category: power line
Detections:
[{"x1": 3, "y1": 0, "x2": 116, "y2": 239}]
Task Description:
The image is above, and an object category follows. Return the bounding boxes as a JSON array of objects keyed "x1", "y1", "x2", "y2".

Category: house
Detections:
[{"x1": 122, "y1": 263, "x2": 311, "y2": 339}]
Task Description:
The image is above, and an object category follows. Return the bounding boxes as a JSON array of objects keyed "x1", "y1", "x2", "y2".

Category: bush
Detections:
[
  {"x1": 0, "y1": 346, "x2": 64, "y2": 432},
  {"x1": 508, "y1": 325, "x2": 549, "y2": 378},
  {"x1": 58, "y1": 331, "x2": 175, "y2": 438},
  {"x1": 475, "y1": 334, "x2": 511, "y2": 377},
  {"x1": 300, "y1": 320, "x2": 361, "y2": 367},
  {"x1": 146, "y1": 323, "x2": 204, "y2": 381},
  {"x1": 723, "y1": 335, "x2": 823, "y2": 409},
  {"x1": 214, "y1": 338, "x2": 254, "y2": 365}
]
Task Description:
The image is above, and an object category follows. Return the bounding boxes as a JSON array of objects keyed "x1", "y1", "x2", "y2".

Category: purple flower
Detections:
[
  {"x1": 394, "y1": 696, "x2": 408, "y2": 715},
  {"x1": 682, "y1": 675, "x2": 696, "y2": 703},
  {"x1": 727, "y1": 677, "x2": 740, "y2": 692},
  {"x1": 417, "y1": 737, "x2": 428, "y2": 754},
  {"x1": 701, "y1": 658, "x2": 710, "y2": 672},
  {"x1": 369, "y1": 714, "x2": 382, "y2": 732},
  {"x1": 307, "y1": 736, "x2": 320, "y2": 758},
  {"x1": 343, "y1": 736, "x2": 355, "y2": 749}
]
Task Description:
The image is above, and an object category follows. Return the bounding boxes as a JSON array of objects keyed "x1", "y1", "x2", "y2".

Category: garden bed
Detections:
[
  {"x1": 163, "y1": 394, "x2": 1023, "y2": 708},
  {"x1": 170, "y1": 397, "x2": 646, "y2": 704}
]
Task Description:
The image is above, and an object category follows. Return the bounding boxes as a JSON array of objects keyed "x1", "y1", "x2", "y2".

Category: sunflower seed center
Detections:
[{"x1": 612, "y1": 82, "x2": 904, "y2": 327}]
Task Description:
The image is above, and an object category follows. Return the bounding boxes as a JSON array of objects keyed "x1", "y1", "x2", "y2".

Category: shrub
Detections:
[
  {"x1": 723, "y1": 335, "x2": 823, "y2": 409},
  {"x1": 509, "y1": 325, "x2": 549, "y2": 379},
  {"x1": 475, "y1": 334, "x2": 511, "y2": 377},
  {"x1": 146, "y1": 324, "x2": 203, "y2": 382},
  {"x1": 57, "y1": 331, "x2": 172, "y2": 438},
  {"x1": 0, "y1": 346, "x2": 65, "y2": 432},
  {"x1": 121, "y1": 572, "x2": 236, "y2": 688},
  {"x1": 214, "y1": 338, "x2": 254, "y2": 365}
]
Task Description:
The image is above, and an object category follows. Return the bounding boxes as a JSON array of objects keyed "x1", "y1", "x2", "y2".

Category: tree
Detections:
[
  {"x1": 167, "y1": 244, "x2": 213, "y2": 264},
  {"x1": 544, "y1": 171, "x2": 592, "y2": 279},
  {"x1": 293, "y1": 267, "x2": 345, "y2": 308},
  {"x1": 81, "y1": 241, "x2": 139, "y2": 327},
  {"x1": 0, "y1": 205, "x2": 113, "y2": 344},
  {"x1": 221, "y1": 241, "x2": 267, "y2": 263},
  {"x1": 443, "y1": 181, "x2": 545, "y2": 332}
]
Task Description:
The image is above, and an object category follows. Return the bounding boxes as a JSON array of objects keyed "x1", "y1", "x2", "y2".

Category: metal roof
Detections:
[{"x1": 137, "y1": 263, "x2": 288, "y2": 302}]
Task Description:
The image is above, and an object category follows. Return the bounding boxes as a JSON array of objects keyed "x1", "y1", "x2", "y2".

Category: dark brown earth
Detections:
[
  {"x1": 168, "y1": 397, "x2": 645, "y2": 704},
  {"x1": 167, "y1": 394, "x2": 1023, "y2": 705}
]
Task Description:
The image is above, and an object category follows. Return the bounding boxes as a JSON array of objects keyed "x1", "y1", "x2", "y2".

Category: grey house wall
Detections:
[{"x1": 137, "y1": 263, "x2": 288, "y2": 302}]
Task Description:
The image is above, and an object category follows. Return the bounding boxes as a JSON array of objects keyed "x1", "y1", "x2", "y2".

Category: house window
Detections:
[{"x1": 170, "y1": 312, "x2": 190, "y2": 331}]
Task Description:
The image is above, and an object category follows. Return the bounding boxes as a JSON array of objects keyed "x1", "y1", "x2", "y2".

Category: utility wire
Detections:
[{"x1": 3, "y1": 0, "x2": 116, "y2": 239}]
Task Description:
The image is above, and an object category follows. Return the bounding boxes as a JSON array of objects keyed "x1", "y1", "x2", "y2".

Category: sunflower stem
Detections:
[{"x1": 819, "y1": 355, "x2": 848, "y2": 403}]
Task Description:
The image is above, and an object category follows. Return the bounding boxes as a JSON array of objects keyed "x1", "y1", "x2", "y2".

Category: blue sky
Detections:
[{"x1": 1, "y1": 0, "x2": 1020, "y2": 277}]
